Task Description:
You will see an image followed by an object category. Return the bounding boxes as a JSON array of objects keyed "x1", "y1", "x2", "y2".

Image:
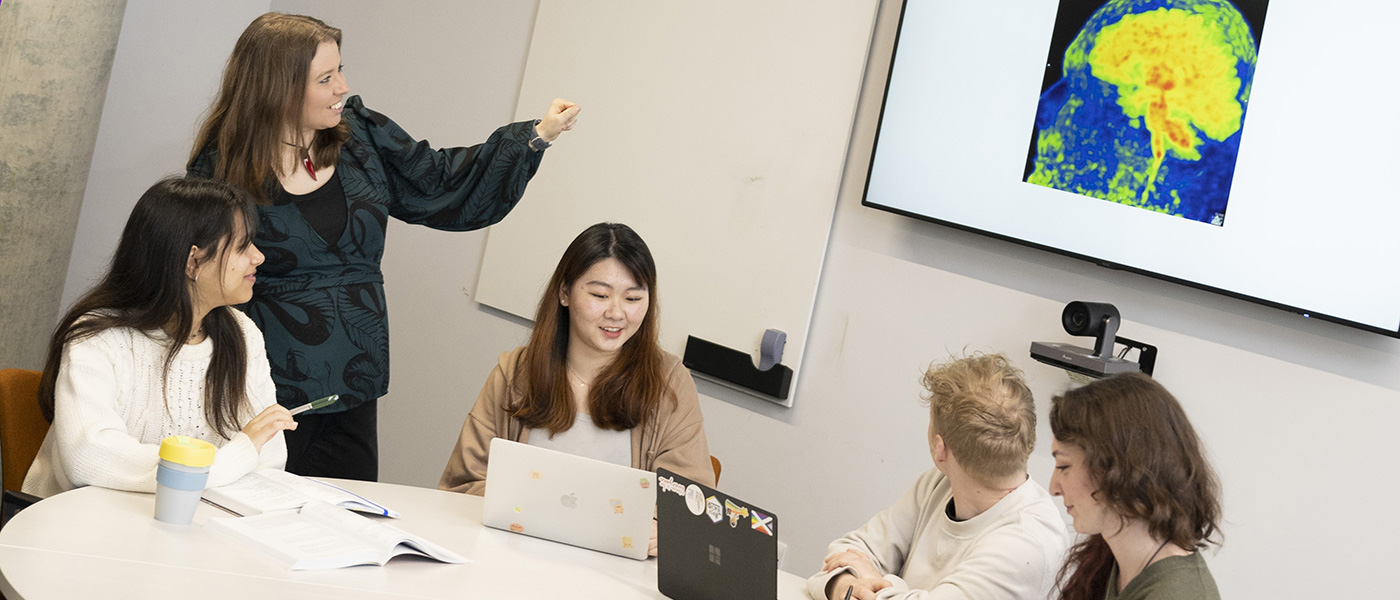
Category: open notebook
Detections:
[
  {"x1": 205, "y1": 500, "x2": 465, "y2": 570},
  {"x1": 203, "y1": 468, "x2": 398, "y2": 517}
]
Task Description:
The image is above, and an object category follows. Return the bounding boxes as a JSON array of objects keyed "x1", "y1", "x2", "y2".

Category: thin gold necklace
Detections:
[{"x1": 566, "y1": 368, "x2": 591, "y2": 388}]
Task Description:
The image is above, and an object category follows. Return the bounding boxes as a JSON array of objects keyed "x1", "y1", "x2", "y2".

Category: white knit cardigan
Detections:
[{"x1": 23, "y1": 309, "x2": 286, "y2": 497}]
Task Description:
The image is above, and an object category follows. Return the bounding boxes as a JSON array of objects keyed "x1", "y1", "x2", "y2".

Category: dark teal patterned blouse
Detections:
[{"x1": 188, "y1": 96, "x2": 543, "y2": 413}]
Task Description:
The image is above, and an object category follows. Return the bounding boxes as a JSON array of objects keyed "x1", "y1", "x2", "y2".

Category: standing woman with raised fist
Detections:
[{"x1": 187, "y1": 12, "x2": 579, "y2": 480}]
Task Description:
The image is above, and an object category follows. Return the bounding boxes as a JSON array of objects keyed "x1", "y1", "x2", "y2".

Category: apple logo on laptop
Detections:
[{"x1": 560, "y1": 493, "x2": 579, "y2": 509}]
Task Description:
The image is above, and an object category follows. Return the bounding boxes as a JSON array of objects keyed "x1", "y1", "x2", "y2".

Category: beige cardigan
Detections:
[{"x1": 438, "y1": 347, "x2": 714, "y2": 495}]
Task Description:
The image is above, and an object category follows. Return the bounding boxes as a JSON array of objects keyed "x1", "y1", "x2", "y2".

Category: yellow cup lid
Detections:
[{"x1": 158, "y1": 435, "x2": 215, "y2": 467}]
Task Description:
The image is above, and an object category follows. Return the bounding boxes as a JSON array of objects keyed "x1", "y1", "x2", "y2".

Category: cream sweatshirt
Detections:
[{"x1": 808, "y1": 468, "x2": 1071, "y2": 600}]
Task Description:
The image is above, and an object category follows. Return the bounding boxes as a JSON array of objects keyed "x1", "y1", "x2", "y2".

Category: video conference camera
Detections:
[{"x1": 1030, "y1": 301, "x2": 1156, "y2": 379}]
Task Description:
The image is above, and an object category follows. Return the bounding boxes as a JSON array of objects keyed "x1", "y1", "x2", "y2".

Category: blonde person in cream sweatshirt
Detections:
[{"x1": 809, "y1": 354, "x2": 1070, "y2": 600}]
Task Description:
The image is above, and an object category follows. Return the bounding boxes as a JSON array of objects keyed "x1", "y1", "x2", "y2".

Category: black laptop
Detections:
[{"x1": 656, "y1": 468, "x2": 779, "y2": 600}]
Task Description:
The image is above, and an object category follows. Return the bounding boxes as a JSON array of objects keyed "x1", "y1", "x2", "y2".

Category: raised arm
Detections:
[{"x1": 349, "y1": 97, "x2": 572, "y2": 231}]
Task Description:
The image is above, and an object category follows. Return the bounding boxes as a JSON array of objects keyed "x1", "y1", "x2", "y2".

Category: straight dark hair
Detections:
[
  {"x1": 1050, "y1": 373, "x2": 1223, "y2": 600},
  {"x1": 187, "y1": 12, "x2": 348, "y2": 204},
  {"x1": 38, "y1": 178, "x2": 260, "y2": 439},
  {"x1": 508, "y1": 223, "x2": 668, "y2": 434}
]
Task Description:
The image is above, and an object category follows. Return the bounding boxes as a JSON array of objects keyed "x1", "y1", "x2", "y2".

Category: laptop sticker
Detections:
[
  {"x1": 706, "y1": 495, "x2": 723, "y2": 523},
  {"x1": 658, "y1": 475, "x2": 685, "y2": 497},
  {"x1": 623, "y1": 536, "x2": 634, "y2": 549},
  {"x1": 611, "y1": 499, "x2": 625, "y2": 514},
  {"x1": 510, "y1": 523, "x2": 524, "y2": 533},
  {"x1": 725, "y1": 499, "x2": 749, "y2": 528},
  {"x1": 750, "y1": 509, "x2": 774, "y2": 536},
  {"x1": 514, "y1": 506, "x2": 522, "y2": 513},
  {"x1": 685, "y1": 484, "x2": 705, "y2": 516},
  {"x1": 640, "y1": 477, "x2": 651, "y2": 489},
  {"x1": 530, "y1": 470, "x2": 542, "y2": 480}
]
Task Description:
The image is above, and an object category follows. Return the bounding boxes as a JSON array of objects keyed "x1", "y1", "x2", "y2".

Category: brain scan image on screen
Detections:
[{"x1": 1024, "y1": 0, "x2": 1268, "y2": 226}]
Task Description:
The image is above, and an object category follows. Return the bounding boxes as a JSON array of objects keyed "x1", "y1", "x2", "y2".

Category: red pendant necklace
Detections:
[{"x1": 283, "y1": 140, "x2": 317, "y2": 181}]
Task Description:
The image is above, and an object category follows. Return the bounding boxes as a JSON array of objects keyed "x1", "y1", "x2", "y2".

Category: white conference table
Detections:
[{"x1": 0, "y1": 479, "x2": 811, "y2": 599}]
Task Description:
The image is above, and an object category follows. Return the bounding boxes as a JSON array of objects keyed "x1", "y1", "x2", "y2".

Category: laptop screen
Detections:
[{"x1": 656, "y1": 468, "x2": 778, "y2": 600}]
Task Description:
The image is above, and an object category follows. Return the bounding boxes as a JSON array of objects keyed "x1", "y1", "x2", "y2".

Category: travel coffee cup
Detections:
[{"x1": 154, "y1": 435, "x2": 215, "y2": 524}]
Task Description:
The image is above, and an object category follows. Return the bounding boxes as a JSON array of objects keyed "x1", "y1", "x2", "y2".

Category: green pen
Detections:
[{"x1": 289, "y1": 394, "x2": 339, "y2": 416}]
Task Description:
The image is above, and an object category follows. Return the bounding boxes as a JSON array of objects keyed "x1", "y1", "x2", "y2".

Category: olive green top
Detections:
[{"x1": 1105, "y1": 552, "x2": 1220, "y2": 600}]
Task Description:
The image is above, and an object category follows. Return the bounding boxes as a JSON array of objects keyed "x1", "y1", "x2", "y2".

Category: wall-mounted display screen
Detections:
[{"x1": 864, "y1": 0, "x2": 1400, "y2": 336}]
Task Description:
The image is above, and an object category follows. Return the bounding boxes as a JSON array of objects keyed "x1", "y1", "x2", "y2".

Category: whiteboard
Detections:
[{"x1": 477, "y1": 0, "x2": 879, "y2": 406}]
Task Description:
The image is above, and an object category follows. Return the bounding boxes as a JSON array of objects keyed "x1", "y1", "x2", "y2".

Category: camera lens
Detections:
[
  {"x1": 1062, "y1": 302, "x2": 1091, "y2": 334},
  {"x1": 1061, "y1": 301, "x2": 1119, "y2": 336}
]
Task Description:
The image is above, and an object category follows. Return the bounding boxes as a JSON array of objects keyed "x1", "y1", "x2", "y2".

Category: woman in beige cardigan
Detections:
[{"x1": 439, "y1": 224, "x2": 713, "y2": 528}]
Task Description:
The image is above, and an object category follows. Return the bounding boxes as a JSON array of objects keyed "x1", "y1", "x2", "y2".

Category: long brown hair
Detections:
[
  {"x1": 187, "y1": 12, "x2": 348, "y2": 204},
  {"x1": 508, "y1": 223, "x2": 668, "y2": 434},
  {"x1": 39, "y1": 178, "x2": 260, "y2": 439},
  {"x1": 1050, "y1": 373, "x2": 1223, "y2": 600}
]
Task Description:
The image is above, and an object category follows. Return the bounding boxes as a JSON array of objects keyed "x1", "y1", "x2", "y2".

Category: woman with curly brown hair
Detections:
[{"x1": 1049, "y1": 373, "x2": 1223, "y2": 600}]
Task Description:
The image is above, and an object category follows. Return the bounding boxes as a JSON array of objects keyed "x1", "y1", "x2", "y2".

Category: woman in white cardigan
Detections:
[{"x1": 23, "y1": 178, "x2": 296, "y2": 498}]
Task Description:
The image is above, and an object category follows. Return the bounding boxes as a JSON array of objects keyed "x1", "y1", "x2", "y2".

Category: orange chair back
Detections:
[{"x1": 0, "y1": 369, "x2": 46, "y2": 493}]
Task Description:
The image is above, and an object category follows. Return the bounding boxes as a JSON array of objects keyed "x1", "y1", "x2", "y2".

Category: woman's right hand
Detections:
[
  {"x1": 241, "y1": 404, "x2": 297, "y2": 452},
  {"x1": 536, "y1": 98, "x2": 581, "y2": 142}
]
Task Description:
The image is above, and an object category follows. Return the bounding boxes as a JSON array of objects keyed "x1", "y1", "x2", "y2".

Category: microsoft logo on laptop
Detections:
[{"x1": 708, "y1": 544, "x2": 721, "y2": 566}]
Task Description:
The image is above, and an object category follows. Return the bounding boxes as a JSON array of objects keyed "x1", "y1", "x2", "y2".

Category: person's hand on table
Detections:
[
  {"x1": 823, "y1": 549, "x2": 881, "y2": 580},
  {"x1": 822, "y1": 550, "x2": 889, "y2": 600},
  {"x1": 241, "y1": 404, "x2": 296, "y2": 452},
  {"x1": 827, "y1": 572, "x2": 892, "y2": 600},
  {"x1": 535, "y1": 98, "x2": 580, "y2": 142}
]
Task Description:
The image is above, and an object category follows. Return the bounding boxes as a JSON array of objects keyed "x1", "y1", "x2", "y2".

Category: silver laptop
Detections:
[{"x1": 482, "y1": 438, "x2": 656, "y2": 560}]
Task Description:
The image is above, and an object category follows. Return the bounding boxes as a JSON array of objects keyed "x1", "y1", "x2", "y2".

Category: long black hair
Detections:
[{"x1": 38, "y1": 178, "x2": 260, "y2": 438}]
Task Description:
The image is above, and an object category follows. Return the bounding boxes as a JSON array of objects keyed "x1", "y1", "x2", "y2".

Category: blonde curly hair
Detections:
[{"x1": 922, "y1": 353, "x2": 1036, "y2": 486}]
